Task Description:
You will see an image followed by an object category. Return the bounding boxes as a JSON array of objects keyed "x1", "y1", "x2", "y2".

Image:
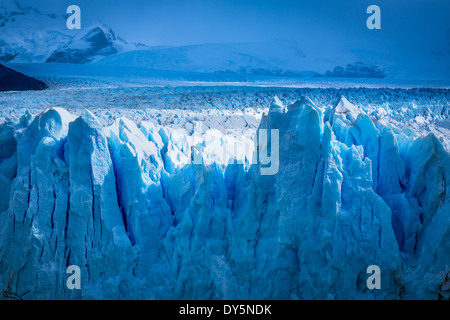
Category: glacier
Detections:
[{"x1": 0, "y1": 94, "x2": 448, "y2": 300}]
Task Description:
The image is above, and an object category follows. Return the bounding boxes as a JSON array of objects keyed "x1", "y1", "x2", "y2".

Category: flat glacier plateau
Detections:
[{"x1": 0, "y1": 81, "x2": 449, "y2": 299}]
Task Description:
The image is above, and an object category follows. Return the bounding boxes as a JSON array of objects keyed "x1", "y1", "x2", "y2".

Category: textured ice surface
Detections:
[
  {"x1": 0, "y1": 93, "x2": 448, "y2": 299},
  {"x1": 1, "y1": 83, "x2": 449, "y2": 151}
]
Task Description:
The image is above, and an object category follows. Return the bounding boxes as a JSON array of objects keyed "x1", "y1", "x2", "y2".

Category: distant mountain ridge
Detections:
[
  {"x1": 0, "y1": 1, "x2": 318, "y2": 76},
  {"x1": 0, "y1": 1, "x2": 145, "y2": 64},
  {"x1": 93, "y1": 40, "x2": 314, "y2": 76},
  {"x1": 0, "y1": 0, "x2": 71, "y2": 63},
  {"x1": 321, "y1": 62, "x2": 386, "y2": 79},
  {"x1": 46, "y1": 24, "x2": 147, "y2": 64}
]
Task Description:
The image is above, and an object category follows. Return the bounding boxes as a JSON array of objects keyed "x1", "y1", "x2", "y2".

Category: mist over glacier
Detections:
[{"x1": 0, "y1": 94, "x2": 448, "y2": 299}]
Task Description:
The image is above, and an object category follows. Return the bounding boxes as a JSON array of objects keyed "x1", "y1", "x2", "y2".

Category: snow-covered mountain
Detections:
[
  {"x1": 93, "y1": 40, "x2": 394, "y2": 79},
  {"x1": 0, "y1": 1, "x2": 71, "y2": 63},
  {"x1": 46, "y1": 24, "x2": 147, "y2": 64},
  {"x1": 0, "y1": 1, "x2": 144, "y2": 64},
  {"x1": 94, "y1": 40, "x2": 313, "y2": 76}
]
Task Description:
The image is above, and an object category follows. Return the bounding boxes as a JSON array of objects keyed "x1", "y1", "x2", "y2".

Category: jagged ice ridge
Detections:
[{"x1": 0, "y1": 96, "x2": 449, "y2": 299}]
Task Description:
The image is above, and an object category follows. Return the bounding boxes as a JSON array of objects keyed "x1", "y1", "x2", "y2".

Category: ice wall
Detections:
[{"x1": 0, "y1": 97, "x2": 448, "y2": 299}]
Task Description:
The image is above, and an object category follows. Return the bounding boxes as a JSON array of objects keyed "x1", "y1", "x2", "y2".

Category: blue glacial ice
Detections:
[{"x1": 0, "y1": 96, "x2": 449, "y2": 299}]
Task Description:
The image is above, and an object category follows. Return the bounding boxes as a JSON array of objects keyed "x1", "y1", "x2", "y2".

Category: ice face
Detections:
[{"x1": 0, "y1": 96, "x2": 448, "y2": 299}]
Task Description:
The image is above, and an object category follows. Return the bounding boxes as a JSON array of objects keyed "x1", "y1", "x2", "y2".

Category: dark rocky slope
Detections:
[{"x1": 0, "y1": 64, "x2": 46, "y2": 91}]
